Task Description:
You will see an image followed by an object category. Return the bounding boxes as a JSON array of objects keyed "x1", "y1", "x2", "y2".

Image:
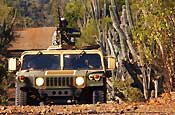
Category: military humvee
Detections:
[{"x1": 8, "y1": 47, "x2": 115, "y2": 105}]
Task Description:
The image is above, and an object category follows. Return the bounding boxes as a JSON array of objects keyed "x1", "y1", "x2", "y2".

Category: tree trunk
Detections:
[
  {"x1": 137, "y1": 45, "x2": 149, "y2": 99},
  {"x1": 109, "y1": 6, "x2": 127, "y2": 60},
  {"x1": 142, "y1": 67, "x2": 148, "y2": 99},
  {"x1": 103, "y1": 0, "x2": 107, "y2": 17},
  {"x1": 107, "y1": 29, "x2": 117, "y2": 58},
  {"x1": 125, "y1": 0, "x2": 134, "y2": 28},
  {"x1": 110, "y1": 0, "x2": 121, "y2": 24},
  {"x1": 91, "y1": 0, "x2": 100, "y2": 20},
  {"x1": 154, "y1": 80, "x2": 158, "y2": 98},
  {"x1": 120, "y1": 5, "x2": 137, "y2": 62}
]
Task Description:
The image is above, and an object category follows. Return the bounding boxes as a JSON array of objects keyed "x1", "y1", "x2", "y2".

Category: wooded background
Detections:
[{"x1": 0, "y1": 0, "x2": 175, "y2": 103}]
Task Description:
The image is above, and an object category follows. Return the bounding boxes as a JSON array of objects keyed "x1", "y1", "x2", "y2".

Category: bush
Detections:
[
  {"x1": 0, "y1": 64, "x2": 15, "y2": 105},
  {"x1": 0, "y1": 64, "x2": 6, "y2": 78},
  {"x1": 113, "y1": 76, "x2": 145, "y2": 102},
  {"x1": 0, "y1": 95, "x2": 8, "y2": 105}
]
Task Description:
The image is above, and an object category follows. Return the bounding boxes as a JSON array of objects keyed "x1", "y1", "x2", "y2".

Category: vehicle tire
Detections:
[
  {"x1": 15, "y1": 87, "x2": 27, "y2": 106},
  {"x1": 92, "y1": 90, "x2": 106, "y2": 104}
]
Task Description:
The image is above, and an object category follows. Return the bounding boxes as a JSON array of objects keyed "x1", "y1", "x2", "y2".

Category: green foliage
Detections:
[
  {"x1": 113, "y1": 77, "x2": 144, "y2": 102},
  {"x1": 116, "y1": 0, "x2": 125, "y2": 11},
  {"x1": 101, "y1": 16, "x2": 112, "y2": 28},
  {"x1": 0, "y1": 64, "x2": 6, "y2": 78},
  {"x1": 0, "y1": 96, "x2": 8, "y2": 105},
  {"x1": 64, "y1": 0, "x2": 85, "y2": 28},
  {"x1": 0, "y1": 0, "x2": 13, "y2": 21},
  {"x1": 76, "y1": 19, "x2": 99, "y2": 48},
  {"x1": 0, "y1": 64, "x2": 8, "y2": 105},
  {"x1": 131, "y1": 0, "x2": 175, "y2": 91},
  {"x1": 132, "y1": 0, "x2": 175, "y2": 63},
  {"x1": 0, "y1": 64, "x2": 10, "y2": 88},
  {"x1": 51, "y1": 0, "x2": 58, "y2": 26},
  {"x1": 0, "y1": 2, "x2": 15, "y2": 52},
  {"x1": 0, "y1": 1, "x2": 15, "y2": 104},
  {"x1": 0, "y1": 64, "x2": 15, "y2": 105}
]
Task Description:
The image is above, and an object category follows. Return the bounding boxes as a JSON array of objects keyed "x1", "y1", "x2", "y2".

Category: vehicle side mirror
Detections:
[
  {"x1": 107, "y1": 56, "x2": 116, "y2": 69},
  {"x1": 8, "y1": 58, "x2": 17, "y2": 71}
]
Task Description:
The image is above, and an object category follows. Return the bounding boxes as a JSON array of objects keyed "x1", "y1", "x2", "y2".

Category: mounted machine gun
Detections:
[{"x1": 52, "y1": 7, "x2": 81, "y2": 49}]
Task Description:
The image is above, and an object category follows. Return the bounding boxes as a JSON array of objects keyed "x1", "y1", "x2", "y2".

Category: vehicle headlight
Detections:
[
  {"x1": 35, "y1": 77, "x2": 44, "y2": 86},
  {"x1": 75, "y1": 76, "x2": 85, "y2": 86}
]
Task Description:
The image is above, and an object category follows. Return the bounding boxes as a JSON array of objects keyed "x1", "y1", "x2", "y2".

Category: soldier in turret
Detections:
[{"x1": 52, "y1": 18, "x2": 75, "y2": 47}]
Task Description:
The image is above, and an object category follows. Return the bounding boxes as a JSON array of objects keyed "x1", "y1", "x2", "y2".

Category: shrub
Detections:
[
  {"x1": 113, "y1": 76, "x2": 145, "y2": 102},
  {"x1": 0, "y1": 64, "x2": 15, "y2": 105}
]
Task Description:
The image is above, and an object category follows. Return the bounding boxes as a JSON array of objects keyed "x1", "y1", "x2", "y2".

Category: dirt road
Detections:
[
  {"x1": 1, "y1": 92, "x2": 175, "y2": 115},
  {"x1": 0, "y1": 102, "x2": 174, "y2": 115},
  {"x1": 3, "y1": 89, "x2": 175, "y2": 114}
]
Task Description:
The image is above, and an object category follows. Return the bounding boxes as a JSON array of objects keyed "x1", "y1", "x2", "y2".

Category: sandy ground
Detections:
[{"x1": 1, "y1": 89, "x2": 175, "y2": 115}]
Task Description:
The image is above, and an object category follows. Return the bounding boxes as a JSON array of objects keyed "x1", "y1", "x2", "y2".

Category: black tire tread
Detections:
[
  {"x1": 92, "y1": 90, "x2": 105, "y2": 104},
  {"x1": 15, "y1": 87, "x2": 27, "y2": 106}
]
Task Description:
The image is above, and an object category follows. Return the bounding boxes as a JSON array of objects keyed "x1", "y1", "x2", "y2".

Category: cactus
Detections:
[
  {"x1": 109, "y1": 5, "x2": 127, "y2": 60},
  {"x1": 125, "y1": 0, "x2": 134, "y2": 28},
  {"x1": 121, "y1": 5, "x2": 138, "y2": 62}
]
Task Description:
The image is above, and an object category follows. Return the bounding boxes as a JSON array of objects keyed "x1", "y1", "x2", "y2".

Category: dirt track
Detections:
[
  {"x1": 0, "y1": 101, "x2": 175, "y2": 115},
  {"x1": 1, "y1": 92, "x2": 175, "y2": 115}
]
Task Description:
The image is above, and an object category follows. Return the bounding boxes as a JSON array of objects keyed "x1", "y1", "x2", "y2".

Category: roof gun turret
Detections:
[{"x1": 52, "y1": 7, "x2": 81, "y2": 49}]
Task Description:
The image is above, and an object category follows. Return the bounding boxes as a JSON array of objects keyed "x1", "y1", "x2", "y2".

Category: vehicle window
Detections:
[
  {"x1": 63, "y1": 54, "x2": 102, "y2": 70},
  {"x1": 22, "y1": 54, "x2": 60, "y2": 70}
]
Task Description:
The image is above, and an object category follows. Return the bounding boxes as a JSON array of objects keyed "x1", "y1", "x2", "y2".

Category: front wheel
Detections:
[
  {"x1": 15, "y1": 87, "x2": 27, "y2": 106},
  {"x1": 92, "y1": 90, "x2": 106, "y2": 104}
]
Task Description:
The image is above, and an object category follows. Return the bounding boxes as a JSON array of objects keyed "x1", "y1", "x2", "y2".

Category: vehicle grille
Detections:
[{"x1": 46, "y1": 77, "x2": 74, "y2": 87}]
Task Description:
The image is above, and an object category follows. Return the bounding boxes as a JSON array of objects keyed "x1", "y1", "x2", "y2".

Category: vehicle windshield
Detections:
[
  {"x1": 22, "y1": 54, "x2": 60, "y2": 70},
  {"x1": 63, "y1": 54, "x2": 102, "y2": 70}
]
